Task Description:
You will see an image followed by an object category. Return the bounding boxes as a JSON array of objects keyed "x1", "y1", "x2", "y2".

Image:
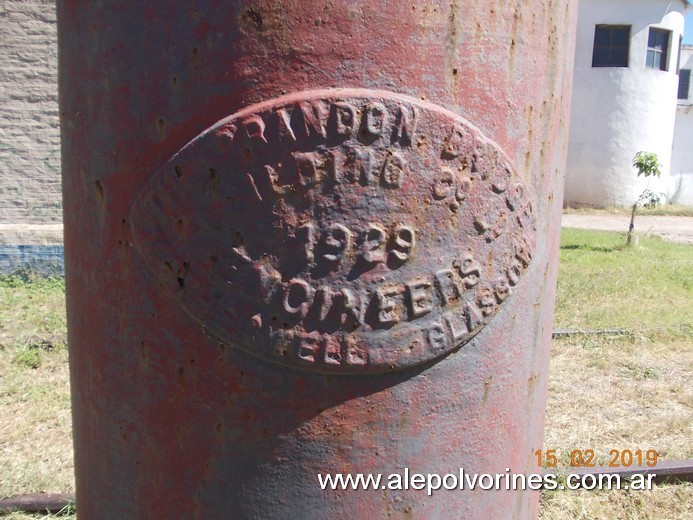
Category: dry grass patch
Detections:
[
  {"x1": 540, "y1": 229, "x2": 692, "y2": 519},
  {"x1": 1, "y1": 509, "x2": 75, "y2": 520},
  {"x1": 540, "y1": 483, "x2": 693, "y2": 520},
  {"x1": 0, "y1": 274, "x2": 74, "y2": 504},
  {"x1": 544, "y1": 331, "x2": 692, "y2": 464}
]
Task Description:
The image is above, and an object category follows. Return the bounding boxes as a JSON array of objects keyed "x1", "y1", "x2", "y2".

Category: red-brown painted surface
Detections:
[{"x1": 58, "y1": 1, "x2": 577, "y2": 518}]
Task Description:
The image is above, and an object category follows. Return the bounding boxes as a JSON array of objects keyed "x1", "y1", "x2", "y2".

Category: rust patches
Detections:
[
  {"x1": 242, "y1": 8, "x2": 264, "y2": 32},
  {"x1": 237, "y1": 3, "x2": 291, "y2": 56},
  {"x1": 473, "y1": 15, "x2": 483, "y2": 45},
  {"x1": 482, "y1": 375, "x2": 493, "y2": 403},
  {"x1": 138, "y1": 341, "x2": 150, "y2": 368},
  {"x1": 446, "y1": 0, "x2": 460, "y2": 91},
  {"x1": 508, "y1": 3, "x2": 522, "y2": 79},
  {"x1": 157, "y1": 117, "x2": 166, "y2": 139},
  {"x1": 526, "y1": 105, "x2": 535, "y2": 174},
  {"x1": 94, "y1": 179, "x2": 104, "y2": 202}
]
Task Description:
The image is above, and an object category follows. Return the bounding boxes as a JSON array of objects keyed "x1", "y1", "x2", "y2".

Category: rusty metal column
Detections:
[{"x1": 59, "y1": 2, "x2": 577, "y2": 518}]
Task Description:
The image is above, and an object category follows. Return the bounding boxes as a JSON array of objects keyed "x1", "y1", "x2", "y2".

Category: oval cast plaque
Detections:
[{"x1": 131, "y1": 89, "x2": 536, "y2": 374}]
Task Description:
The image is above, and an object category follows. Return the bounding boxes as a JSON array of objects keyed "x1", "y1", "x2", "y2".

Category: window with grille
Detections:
[
  {"x1": 592, "y1": 25, "x2": 630, "y2": 67},
  {"x1": 646, "y1": 28, "x2": 671, "y2": 71},
  {"x1": 678, "y1": 69, "x2": 691, "y2": 100}
]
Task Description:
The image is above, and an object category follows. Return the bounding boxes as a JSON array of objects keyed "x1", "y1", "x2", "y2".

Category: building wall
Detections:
[
  {"x1": 0, "y1": 0, "x2": 61, "y2": 223},
  {"x1": 0, "y1": 0, "x2": 62, "y2": 273},
  {"x1": 670, "y1": 45, "x2": 693, "y2": 205},
  {"x1": 564, "y1": 0, "x2": 685, "y2": 207}
]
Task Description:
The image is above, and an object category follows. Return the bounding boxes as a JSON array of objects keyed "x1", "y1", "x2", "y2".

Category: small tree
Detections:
[{"x1": 627, "y1": 151, "x2": 663, "y2": 245}]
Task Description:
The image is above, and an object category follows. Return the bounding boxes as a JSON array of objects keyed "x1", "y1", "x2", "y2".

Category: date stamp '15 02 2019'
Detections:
[
  {"x1": 535, "y1": 449, "x2": 660, "y2": 468},
  {"x1": 130, "y1": 89, "x2": 537, "y2": 374}
]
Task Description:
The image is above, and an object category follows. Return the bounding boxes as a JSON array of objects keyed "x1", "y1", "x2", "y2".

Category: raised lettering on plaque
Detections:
[{"x1": 131, "y1": 89, "x2": 537, "y2": 374}]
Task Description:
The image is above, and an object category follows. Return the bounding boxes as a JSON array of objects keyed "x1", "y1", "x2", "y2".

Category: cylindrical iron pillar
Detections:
[{"x1": 59, "y1": 1, "x2": 577, "y2": 518}]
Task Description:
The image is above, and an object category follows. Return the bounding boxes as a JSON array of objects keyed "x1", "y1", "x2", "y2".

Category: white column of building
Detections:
[
  {"x1": 670, "y1": 45, "x2": 693, "y2": 205},
  {"x1": 565, "y1": 0, "x2": 685, "y2": 207}
]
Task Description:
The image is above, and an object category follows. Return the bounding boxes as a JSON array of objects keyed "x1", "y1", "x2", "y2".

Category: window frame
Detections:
[
  {"x1": 646, "y1": 27, "x2": 671, "y2": 71},
  {"x1": 678, "y1": 69, "x2": 691, "y2": 100},
  {"x1": 592, "y1": 24, "x2": 631, "y2": 68}
]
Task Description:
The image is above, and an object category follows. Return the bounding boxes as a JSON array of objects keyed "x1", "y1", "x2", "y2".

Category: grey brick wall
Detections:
[{"x1": 0, "y1": 0, "x2": 61, "y2": 225}]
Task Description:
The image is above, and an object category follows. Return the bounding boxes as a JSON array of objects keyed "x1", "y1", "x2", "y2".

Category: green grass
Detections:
[
  {"x1": 0, "y1": 273, "x2": 67, "y2": 350},
  {"x1": 554, "y1": 229, "x2": 692, "y2": 330},
  {"x1": 0, "y1": 273, "x2": 73, "y2": 517}
]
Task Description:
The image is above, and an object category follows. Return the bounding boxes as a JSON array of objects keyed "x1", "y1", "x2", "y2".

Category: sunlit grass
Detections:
[
  {"x1": 0, "y1": 274, "x2": 72, "y2": 509},
  {"x1": 541, "y1": 229, "x2": 692, "y2": 519},
  {"x1": 554, "y1": 229, "x2": 692, "y2": 330}
]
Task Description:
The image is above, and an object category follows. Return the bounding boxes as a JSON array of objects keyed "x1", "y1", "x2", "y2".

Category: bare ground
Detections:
[{"x1": 561, "y1": 215, "x2": 693, "y2": 244}]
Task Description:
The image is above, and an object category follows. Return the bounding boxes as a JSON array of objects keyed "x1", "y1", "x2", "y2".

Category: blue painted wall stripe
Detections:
[{"x1": 0, "y1": 244, "x2": 65, "y2": 276}]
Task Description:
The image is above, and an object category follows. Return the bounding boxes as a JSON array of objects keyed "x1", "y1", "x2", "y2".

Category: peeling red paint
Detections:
[{"x1": 59, "y1": 0, "x2": 577, "y2": 518}]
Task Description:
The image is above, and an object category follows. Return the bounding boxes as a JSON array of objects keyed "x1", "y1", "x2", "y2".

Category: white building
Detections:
[
  {"x1": 564, "y1": 0, "x2": 687, "y2": 207},
  {"x1": 670, "y1": 44, "x2": 693, "y2": 205}
]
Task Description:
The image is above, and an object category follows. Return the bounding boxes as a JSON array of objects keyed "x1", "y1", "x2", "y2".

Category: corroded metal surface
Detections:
[
  {"x1": 60, "y1": 1, "x2": 577, "y2": 518},
  {"x1": 0, "y1": 494, "x2": 75, "y2": 515},
  {"x1": 132, "y1": 89, "x2": 536, "y2": 373}
]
